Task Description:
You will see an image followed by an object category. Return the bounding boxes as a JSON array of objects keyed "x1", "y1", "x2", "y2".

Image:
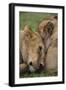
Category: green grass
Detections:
[
  {"x1": 19, "y1": 12, "x2": 57, "y2": 32},
  {"x1": 20, "y1": 69, "x2": 57, "y2": 78},
  {"x1": 19, "y1": 12, "x2": 57, "y2": 78}
]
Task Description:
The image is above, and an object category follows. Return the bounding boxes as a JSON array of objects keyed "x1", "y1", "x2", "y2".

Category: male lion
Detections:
[
  {"x1": 37, "y1": 15, "x2": 58, "y2": 71},
  {"x1": 20, "y1": 25, "x2": 45, "y2": 72}
]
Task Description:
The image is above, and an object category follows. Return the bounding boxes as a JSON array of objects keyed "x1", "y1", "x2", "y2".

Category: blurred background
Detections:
[{"x1": 19, "y1": 12, "x2": 57, "y2": 32}]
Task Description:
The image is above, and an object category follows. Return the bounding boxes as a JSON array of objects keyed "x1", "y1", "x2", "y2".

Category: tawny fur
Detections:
[
  {"x1": 20, "y1": 25, "x2": 45, "y2": 72},
  {"x1": 37, "y1": 15, "x2": 58, "y2": 71}
]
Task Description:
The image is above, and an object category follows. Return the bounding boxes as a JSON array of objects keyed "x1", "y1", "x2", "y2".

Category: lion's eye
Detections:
[
  {"x1": 39, "y1": 46, "x2": 42, "y2": 51},
  {"x1": 47, "y1": 27, "x2": 51, "y2": 32}
]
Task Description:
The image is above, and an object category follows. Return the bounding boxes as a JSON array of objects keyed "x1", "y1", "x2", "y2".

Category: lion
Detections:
[
  {"x1": 19, "y1": 25, "x2": 45, "y2": 73},
  {"x1": 37, "y1": 15, "x2": 58, "y2": 71}
]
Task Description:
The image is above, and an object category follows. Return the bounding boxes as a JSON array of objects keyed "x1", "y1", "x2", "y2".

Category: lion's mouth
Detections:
[
  {"x1": 29, "y1": 65, "x2": 36, "y2": 72},
  {"x1": 29, "y1": 64, "x2": 44, "y2": 72}
]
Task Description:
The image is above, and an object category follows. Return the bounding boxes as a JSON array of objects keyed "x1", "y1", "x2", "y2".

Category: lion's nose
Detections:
[
  {"x1": 29, "y1": 62, "x2": 32, "y2": 66},
  {"x1": 39, "y1": 63, "x2": 43, "y2": 69}
]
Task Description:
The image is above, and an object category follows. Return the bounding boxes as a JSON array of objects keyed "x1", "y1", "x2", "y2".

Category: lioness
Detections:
[{"x1": 20, "y1": 25, "x2": 45, "y2": 72}]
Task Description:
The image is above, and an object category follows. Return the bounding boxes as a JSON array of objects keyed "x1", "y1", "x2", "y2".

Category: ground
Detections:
[{"x1": 20, "y1": 69, "x2": 57, "y2": 78}]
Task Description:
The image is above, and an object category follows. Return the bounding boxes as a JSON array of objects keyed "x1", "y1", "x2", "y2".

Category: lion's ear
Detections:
[
  {"x1": 45, "y1": 22, "x2": 54, "y2": 36},
  {"x1": 24, "y1": 25, "x2": 32, "y2": 32},
  {"x1": 23, "y1": 25, "x2": 32, "y2": 38}
]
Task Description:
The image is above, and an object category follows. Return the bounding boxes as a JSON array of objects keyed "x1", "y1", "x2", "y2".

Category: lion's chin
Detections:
[{"x1": 29, "y1": 66, "x2": 36, "y2": 72}]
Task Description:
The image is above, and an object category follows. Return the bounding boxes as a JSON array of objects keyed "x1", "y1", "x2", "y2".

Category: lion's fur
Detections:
[
  {"x1": 37, "y1": 15, "x2": 58, "y2": 71},
  {"x1": 20, "y1": 25, "x2": 45, "y2": 72}
]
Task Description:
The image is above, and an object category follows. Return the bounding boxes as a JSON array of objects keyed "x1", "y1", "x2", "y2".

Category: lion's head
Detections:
[
  {"x1": 38, "y1": 15, "x2": 58, "y2": 40},
  {"x1": 37, "y1": 15, "x2": 58, "y2": 51},
  {"x1": 20, "y1": 25, "x2": 45, "y2": 72}
]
